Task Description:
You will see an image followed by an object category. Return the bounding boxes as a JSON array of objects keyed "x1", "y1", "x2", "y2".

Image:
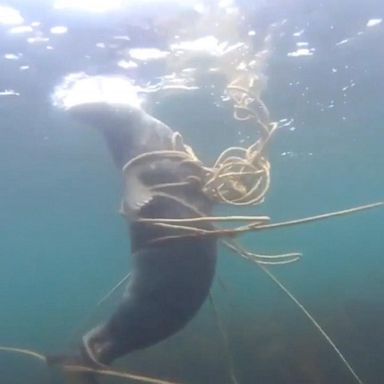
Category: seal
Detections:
[{"x1": 52, "y1": 102, "x2": 217, "y2": 382}]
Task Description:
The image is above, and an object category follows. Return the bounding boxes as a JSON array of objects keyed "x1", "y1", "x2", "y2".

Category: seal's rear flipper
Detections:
[
  {"x1": 46, "y1": 352, "x2": 99, "y2": 384},
  {"x1": 63, "y1": 370, "x2": 99, "y2": 384}
]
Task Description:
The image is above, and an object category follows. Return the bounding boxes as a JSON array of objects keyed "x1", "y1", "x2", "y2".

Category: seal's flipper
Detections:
[
  {"x1": 120, "y1": 163, "x2": 154, "y2": 218},
  {"x1": 122, "y1": 175, "x2": 154, "y2": 215},
  {"x1": 46, "y1": 352, "x2": 99, "y2": 384}
]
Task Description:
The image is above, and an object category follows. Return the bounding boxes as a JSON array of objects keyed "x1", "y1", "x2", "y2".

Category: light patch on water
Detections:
[
  {"x1": 170, "y1": 36, "x2": 221, "y2": 56},
  {"x1": 193, "y1": 3, "x2": 206, "y2": 14},
  {"x1": 52, "y1": 73, "x2": 142, "y2": 110},
  {"x1": 181, "y1": 67, "x2": 196, "y2": 74},
  {"x1": 278, "y1": 118, "x2": 295, "y2": 130},
  {"x1": 219, "y1": 0, "x2": 235, "y2": 7},
  {"x1": 287, "y1": 47, "x2": 315, "y2": 57},
  {"x1": 171, "y1": 36, "x2": 219, "y2": 53},
  {"x1": 4, "y1": 53, "x2": 21, "y2": 60},
  {"x1": 0, "y1": 89, "x2": 20, "y2": 96},
  {"x1": 280, "y1": 151, "x2": 294, "y2": 157},
  {"x1": 138, "y1": 71, "x2": 199, "y2": 96},
  {"x1": 341, "y1": 80, "x2": 356, "y2": 92},
  {"x1": 8, "y1": 25, "x2": 33, "y2": 34},
  {"x1": 19, "y1": 65, "x2": 29, "y2": 71},
  {"x1": 54, "y1": 0, "x2": 124, "y2": 13},
  {"x1": 296, "y1": 41, "x2": 309, "y2": 47},
  {"x1": 50, "y1": 26, "x2": 68, "y2": 34},
  {"x1": 117, "y1": 59, "x2": 138, "y2": 69},
  {"x1": 0, "y1": 5, "x2": 23, "y2": 25},
  {"x1": 293, "y1": 29, "x2": 304, "y2": 37},
  {"x1": 129, "y1": 48, "x2": 170, "y2": 61},
  {"x1": 170, "y1": 36, "x2": 236, "y2": 57},
  {"x1": 54, "y1": 0, "x2": 203, "y2": 15},
  {"x1": 113, "y1": 35, "x2": 131, "y2": 41},
  {"x1": 336, "y1": 38, "x2": 350, "y2": 46},
  {"x1": 366, "y1": 18, "x2": 382, "y2": 27},
  {"x1": 27, "y1": 36, "x2": 49, "y2": 44}
]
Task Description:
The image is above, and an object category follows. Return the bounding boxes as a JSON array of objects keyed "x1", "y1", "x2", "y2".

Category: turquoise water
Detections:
[{"x1": 0, "y1": 1, "x2": 383, "y2": 383}]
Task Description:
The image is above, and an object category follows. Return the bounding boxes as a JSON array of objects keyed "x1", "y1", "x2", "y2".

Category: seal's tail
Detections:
[
  {"x1": 1, "y1": 345, "x2": 178, "y2": 384},
  {"x1": 63, "y1": 370, "x2": 99, "y2": 384},
  {"x1": 46, "y1": 351, "x2": 99, "y2": 384}
]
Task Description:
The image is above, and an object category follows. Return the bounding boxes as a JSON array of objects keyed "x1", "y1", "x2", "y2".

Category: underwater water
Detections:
[{"x1": 0, "y1": 0, "x2": 383, "y2": 383}]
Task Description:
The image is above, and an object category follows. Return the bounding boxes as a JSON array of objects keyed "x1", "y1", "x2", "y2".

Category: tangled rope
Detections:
[
  {"x1": 202, "y1": 73, "x2": 275, "y2": 206},
  {"x1": 120, "y1": 71, "x2": 297, "y2": 267},
  {"x1": 121, "y1": 72, "x2": 383, "y2": 269},
  {"x1": 123, "y1": 72, "x2": 276, "y2": 209}
]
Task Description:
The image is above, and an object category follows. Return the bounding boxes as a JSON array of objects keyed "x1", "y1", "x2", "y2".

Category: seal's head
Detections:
[{"x1": 52, "y1": 73, "x2": 174, "y2": 167}]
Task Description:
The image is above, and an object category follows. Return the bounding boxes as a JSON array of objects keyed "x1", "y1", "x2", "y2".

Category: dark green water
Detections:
[{"x1": 0, "y1": 1, "x2": 383, "y2": 383}]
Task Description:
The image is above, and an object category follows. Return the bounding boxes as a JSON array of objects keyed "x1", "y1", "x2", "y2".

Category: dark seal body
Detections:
[{"x1": 59, "y1": 103, "x2": 217, "y2": 381}]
